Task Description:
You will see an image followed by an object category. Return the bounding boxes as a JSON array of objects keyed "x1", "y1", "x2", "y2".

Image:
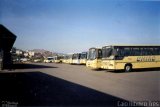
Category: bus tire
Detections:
[{"x1": 124, "y1": 64, "x2": 132, "y2": 72}]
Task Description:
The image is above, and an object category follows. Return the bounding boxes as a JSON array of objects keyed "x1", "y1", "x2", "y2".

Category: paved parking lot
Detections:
[{"x1": 0, "y1": 63, "x2": 159, "y2": 106}]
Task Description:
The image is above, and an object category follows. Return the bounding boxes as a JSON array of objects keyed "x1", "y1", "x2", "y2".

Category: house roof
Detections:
[{"x1": 0, "y1": 24, "x2": 17, "y2": 51}]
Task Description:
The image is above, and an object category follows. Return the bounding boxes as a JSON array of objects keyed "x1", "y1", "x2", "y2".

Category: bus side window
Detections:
[
  {"x1": 114, "y1": 48, "x2": 124, "y2": 60},
  {"x1": 78, "y1": 54, "x2": 79, "y2": 59},
  {"x1": 118, "y1": 48, "x2": 124, "y2": 56},
  {"x1": 98, "y1": 50, "x2": 102, "y2": 58},
  {"x1": 158, "y1": 48, "x2": 160, "y2": 55},
  {"x1": 113, "y1": 49, "x2": 118, "y2": 56},
  {"x1": 132, "y1": 48, "x2": 137, "y2": 56},
  {"x1": 154, "y1": 48, "x2": 160, "y2": 55}
]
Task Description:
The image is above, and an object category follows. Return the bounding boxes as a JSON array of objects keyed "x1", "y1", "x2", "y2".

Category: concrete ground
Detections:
[{"x1": 0, "y1": 63, "x2": 159, "y2": 106}]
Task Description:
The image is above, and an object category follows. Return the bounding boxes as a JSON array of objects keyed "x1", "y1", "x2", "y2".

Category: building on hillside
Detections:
[
  {"x1": 16, "y1": 49, "x2": 23, "y2": 55},
  {"x1": 28, "y1": 51, "x2": 35, "y2": 58},
  {"x1": 24, "y1": 52, "x2": 29, "y2": 57}
]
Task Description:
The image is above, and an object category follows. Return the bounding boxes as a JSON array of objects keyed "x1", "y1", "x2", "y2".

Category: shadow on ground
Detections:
[
  {"x1": 107, "y1": 67, "x2": 160, "y2": 73},
  {"x1": 11, "y1": 63, "x2": 58, "y2": 69},
  {"x1": 91, "y1": 68, "x2": 106, "y2": 71},
  {"x1": 0, "y1": 72, "x2": 135, "y2": 106}
]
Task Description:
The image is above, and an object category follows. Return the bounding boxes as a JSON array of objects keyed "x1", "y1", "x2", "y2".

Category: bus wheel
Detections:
[{"x1": 124, "y1": 64, "x2": 132, "y2": 72}]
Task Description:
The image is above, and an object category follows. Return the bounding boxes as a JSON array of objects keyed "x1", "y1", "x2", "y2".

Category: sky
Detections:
[{"x1": 0, "y1": 0, "x2": 160, "y2": 53}]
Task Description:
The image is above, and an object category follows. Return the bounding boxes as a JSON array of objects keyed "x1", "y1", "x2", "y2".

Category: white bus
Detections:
[
  {"x1": 72, "y1": 53, "x2": 81, "y2": 64},
  {"x1": 44, "y1": 57, "x2": 54, "y2": 63}
]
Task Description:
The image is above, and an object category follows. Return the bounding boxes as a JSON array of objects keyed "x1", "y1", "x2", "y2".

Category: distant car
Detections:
[
  {"x1": 44, "y1": 57, "x2": 54, "y2": 63},
  {"x1": 20, "y1": 58, "x2": 28, "y2": 62},
  {"x1": 34, "y1": 59, "x2": 41, "y2": 63}
]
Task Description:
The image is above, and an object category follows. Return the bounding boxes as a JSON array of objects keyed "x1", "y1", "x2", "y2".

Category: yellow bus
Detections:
[
  {"x1": 80, "y1": 52, "x2": 87, "y2": 65},
  {"x1": 62, "y1": 54, "x2": 73, "y2": 64},
  {"x1": 68, "y1": 54, "x2": 73, "y2": 64},
  {"x1": 62, "y1": 55, "x2": 68, "y2": 63},
  {"x1": 54, "y1": 56, "x2": 63, "y2": 63},
  {"x1": 86, "y1": 47, "x2": 102, "y2": 69},
  {"x1": 101, "y1": 45, "x2": 160, "y2": 72}
]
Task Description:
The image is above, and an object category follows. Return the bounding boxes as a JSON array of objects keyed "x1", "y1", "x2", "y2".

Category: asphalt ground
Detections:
[{"x1": 0, "y1": 63, "x2": 159, "y2": 106}]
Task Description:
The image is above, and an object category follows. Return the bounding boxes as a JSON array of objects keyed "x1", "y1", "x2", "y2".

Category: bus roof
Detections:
[
  {"x1": 103, "y1": 45, "x2": 160, "y2": 48},
  {"x1": 89, "y1": 47, "x2": 102, "y2": 50},
  {"x1": 47, "y1": 57, "x2": 54, "y2": 58}
]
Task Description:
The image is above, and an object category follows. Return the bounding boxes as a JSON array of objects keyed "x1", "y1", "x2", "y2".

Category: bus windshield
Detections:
[
  {"x1": 56, "y1": 56, "x2": 62, "y2": 60},
  {"x1": 68, "y1": 55, "x2": 73, "y2": 59},
  {"x1": 47, "y1": 57, "x2": 53, "y2": 60},
  {"x1": 87, "y1": 48, "x2": 96, "y2": 60},
  {"x1": 80, "y1": 52, "x2": 87, "y2": 59},
  {"x1": 87, "y1": 48, "x2": 102, "y2": 60},
  {"x1": 73, "y1": 53, "x2": 81, "y2": 59}
]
